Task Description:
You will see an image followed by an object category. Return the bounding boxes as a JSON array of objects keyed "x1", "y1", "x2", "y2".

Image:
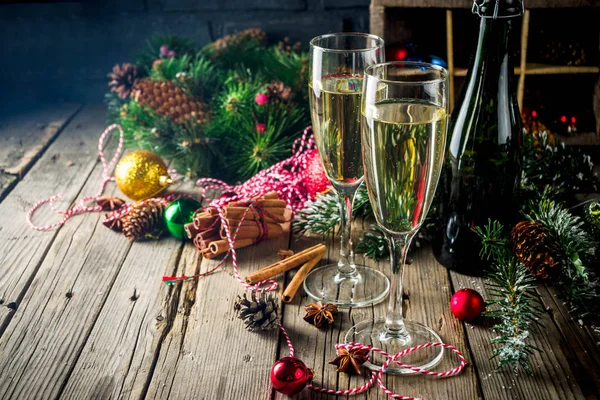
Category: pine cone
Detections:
[
  {"x1": 266, "y1": 80, "x2": 293, "y2": 103},
  {"x1": 511, "y1": 221, "x2": 562, "y2": 280},
  {"x1": 108, "y1": 63, "x2": 140, "y2": 99},
  {"x1": 208, "y1": 28, "x2": 267, "y2": 58},
  {"x1": 133, "y1": 79, "x2": 209, "y2": 125},
  {"x1": 235, "y1": 292, "x2": 280, "y2": 331},
  {"x1": 121, "y1": 198, "x2": 169, "y2": 241}
]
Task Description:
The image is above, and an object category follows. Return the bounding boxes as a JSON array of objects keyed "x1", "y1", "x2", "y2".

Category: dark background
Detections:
[{"x1": 0, "y1": 0, "x2": 370, "y2": 103}]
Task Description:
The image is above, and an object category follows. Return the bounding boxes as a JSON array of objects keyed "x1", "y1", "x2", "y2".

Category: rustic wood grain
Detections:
[
  {"x1": 0, "y1": 105, "x2": 107, "y2": 338},
  {"x1": 142, "y1": 223, "x2": 292, "y2": 399},
  {"x1": 450, "y1": 272, "x2": 588, "y2": 400},
  {"x1": 0, "y1": 147, "x2": 134, "y2": 398},
  {"x1": 0, "y1": 104, "x2": 81, "y2": 197},
  {"x1": 278, "y1": 220, "x2": 480, "y2": 399},
  {"x1": 536, "y1": 285, "x2": 600, "y2": 398}
]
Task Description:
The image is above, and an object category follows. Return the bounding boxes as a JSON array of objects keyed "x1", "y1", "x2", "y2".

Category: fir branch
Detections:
[
  {"x1": 474, "y1": 220, "x2": 543, "y2": 375},
  {"x1": 522, "y1": 131, "x2": 598, "y2": 197},
  {"x1": 524, "y1": 195, "x2": 600, "y2": 318},
  {"x1": 486, "y1": 257, "x2": 543, "y2": 375},
  {"x1": 136, "y1": 35, "x2": 196, "y2": 74},
  {"x1": 293, "y1": 184, "x2": 370, "y2": 236}
]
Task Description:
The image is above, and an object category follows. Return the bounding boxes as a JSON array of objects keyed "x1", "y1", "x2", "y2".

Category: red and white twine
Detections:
[
  {"x1": 27, "y1": 124, "x2": 125, "y2": 231},
  {"x1": 279, "y1": 325, "x2": 466, "y2": 399},
  {"x1": 195, "y1": 126, "x2": 316, "y2": 212}
]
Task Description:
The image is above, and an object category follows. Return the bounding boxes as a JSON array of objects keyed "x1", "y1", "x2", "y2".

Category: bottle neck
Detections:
[{"x1": 470, "y1": 16, "x2": 514, "y2": 78}]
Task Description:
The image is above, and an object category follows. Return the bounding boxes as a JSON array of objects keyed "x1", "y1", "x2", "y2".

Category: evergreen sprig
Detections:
[
  {"x1": 524, "y1": 195, "x2": 600, "y2": 318},
  {"x1": 474, "y1": 219, "x2": 543, "y2": 375},
  {"x1": 293, "y1": 184, "x2": 371, "y2": 236}
]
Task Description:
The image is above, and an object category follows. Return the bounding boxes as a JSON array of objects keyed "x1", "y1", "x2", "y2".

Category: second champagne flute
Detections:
[{"x1": 305, "y1": 33, "x2": 390, "y2": 307}]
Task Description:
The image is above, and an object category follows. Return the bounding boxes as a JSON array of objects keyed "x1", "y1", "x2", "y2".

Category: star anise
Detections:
[
  {"x1": 329, "y1": 348, "x2": 369, "y2": 375},
  {"x1": 303, "y1": 302, "x2": 337, "y2": 328},
  {"x1": 96, "y1": 196, "x2": 126, "y2": 211}
]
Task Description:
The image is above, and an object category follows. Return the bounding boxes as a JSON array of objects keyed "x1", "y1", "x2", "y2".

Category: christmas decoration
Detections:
[
  {"x1": 114, "y1": 150, "x2": 172, "y2": 200},
  {"x1": 254, "y1": 92, "x2": 268, "y2": 105},
  {"x1": 164, "y1": 197, "x2": 202, "y2": 239},
  {"x1": 255, "y1": 123, "x2": 266, "y2": 134},
  {"x1": 303, "y1": 301, "x2": 338, "y2": 328},
  {"x1": 511, "y1": 220, "x2": 561, "y2": 280},
  {"x1": 270, "y1": 356, "x2": 313, "y2": 395},
  {"x1": 450, "y1": 288, "x2": 485, "y2": 322},
  {"x1": 96, "y1": 196, "x2": 126, "y2": 211},
  {"x1": 328, "y1": 347, "x2": 369, "y2": 375},
  {"x1": 473, "y1": 220, "x2": 543, "y2": 375},
  {"x1": 108, "y1": 63, "x2": 141, "y2": 99},
  {"x1": 132, "y1": 79, "x2": 209, "y2": 125},
  {"x1": 301, "y1": 149, "x2": 330, "y2": 199},
  {"x1": 235, "y1": 292, "x2": 280, "y2": 331},
  {"x1": 107, "y1": 29, "x2": 309, "y2": 180},
  {"x1": 266, "y1": 80, "x2": 293, "y2": 103},
  {"x1": 121, "y1": 198, "x2": 170, "y2": 241},
  {"x1": 585, "y1": 200, "x2": 600, "y2": 239}
]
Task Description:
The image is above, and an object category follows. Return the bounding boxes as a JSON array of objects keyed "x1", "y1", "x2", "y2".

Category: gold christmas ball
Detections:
[{"x1": 115, "y1": 150, "x2": 172, "y2": 200}]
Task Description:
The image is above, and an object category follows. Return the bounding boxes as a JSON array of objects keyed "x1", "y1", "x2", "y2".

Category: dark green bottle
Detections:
[{"x1": 432, "y1": 0, "x2": 524, "y2": 275}]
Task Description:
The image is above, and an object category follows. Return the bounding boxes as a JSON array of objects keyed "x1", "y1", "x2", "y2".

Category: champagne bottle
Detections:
[{"x1": 432, "y1": 0, "x2": 524, "y2": 275}]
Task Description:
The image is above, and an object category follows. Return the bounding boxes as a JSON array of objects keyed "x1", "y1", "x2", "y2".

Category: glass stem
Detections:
[
  {"x1": 384, "y1": 232, "x2": 415, "y2": 340},
  {"x1": 337, "y1": 189, "x2": 357, "y2": 275}
]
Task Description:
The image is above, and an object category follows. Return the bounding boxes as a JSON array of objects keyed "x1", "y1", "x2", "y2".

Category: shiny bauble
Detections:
[
  {"x1": 270, "y1": 356, "x2": 313, "y2": 395},
  {"x1": 450, "y1": 288, "x2": 485, "y2": 321},
  {"x1": 115, "y1": 150, "x2": 172, "y2": 200},
  {"x1": 302, "y1": 149, "x2": 330, "y2": 199},
  {"x1": 164, "y1": 197, "x2": 202, "y2": 239}
]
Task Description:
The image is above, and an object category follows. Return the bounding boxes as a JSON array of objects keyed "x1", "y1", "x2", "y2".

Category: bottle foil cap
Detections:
[{"x1": 472, "y1": 0, "x2": 524, "y2": 19}]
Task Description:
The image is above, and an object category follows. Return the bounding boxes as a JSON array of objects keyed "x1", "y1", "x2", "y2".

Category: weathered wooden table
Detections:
[{"x1": 1, "y1": 104, "x2": 599, "y2": 400}]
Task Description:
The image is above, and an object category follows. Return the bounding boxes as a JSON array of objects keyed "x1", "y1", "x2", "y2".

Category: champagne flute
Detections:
[
  {"x1": 347, "y1": 62, "x2": 449, "y2": 372},
  {"x1": 305, "y1": 33, "x2": 390, "y2": 307}
]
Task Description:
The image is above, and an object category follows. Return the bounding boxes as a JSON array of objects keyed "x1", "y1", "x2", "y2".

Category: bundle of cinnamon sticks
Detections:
[{"x1": 184, "y1": 192, "x2": 292, "y2": 259}]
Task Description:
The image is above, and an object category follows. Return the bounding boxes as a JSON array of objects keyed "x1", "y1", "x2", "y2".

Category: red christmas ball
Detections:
[
  {"x1": 302, "y1": 149, "x2": 330, "y2": 199},
  {"x1": 255, "y1": 92, "x2": 269, "y2": 105},
  {"x1": 270, "y1": 356, "x2": 313, "y2": 395},
  {"x1": 450, "y1": 288, "x2": 485, "y2": 321}
]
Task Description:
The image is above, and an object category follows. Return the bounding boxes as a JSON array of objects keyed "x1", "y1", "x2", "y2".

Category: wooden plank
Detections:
[
  {"x1": 371, "y1": 0, "x2": 598, "y2": 8},
  {"x1": 0, "y1": 107, "x2": 139, "y2": 400},
  {"x1": 450, "y1": 271, "x2": 588, "y2": 400},
  {"x1": 0, "y1": 105, "x2": 107, "y2": 337},
  {"x1": 0, "y1": 103, "x2": 81, "y2": 196},
  {"x1": 277, "y1": 222, "x2": 479, "y2": 399},
  {"x1": 536, "y1": 285, "x2": 600, "y2": 398},
  {"x1": 140, "y1": 223, "x2": 291, "y2": 398}
]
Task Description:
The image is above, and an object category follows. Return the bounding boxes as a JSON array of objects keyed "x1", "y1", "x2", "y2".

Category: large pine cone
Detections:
[
  {"x1": 234, "y1": 292, "x2": 280, "y2": 331},
  {"x1": 121, "y1": 198, "x2": 169, "y2": 241},
  {"x1": 133, "y1": 79, "x2": 209, "y2": 125},
  {"x1": 108, "y1": 63, "x2": 140, "y2": 99},
  {"x1": 511, "y1": 220, "x2": 562, "y2": 280},
  {"x1": 266, "y1": 80, "x2": 293, "y2": 103}
]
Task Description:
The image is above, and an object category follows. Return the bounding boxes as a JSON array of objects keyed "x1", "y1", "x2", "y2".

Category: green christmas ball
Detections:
[{"x1": 164, "y1": 197, "x2": 202, "y2": 239}]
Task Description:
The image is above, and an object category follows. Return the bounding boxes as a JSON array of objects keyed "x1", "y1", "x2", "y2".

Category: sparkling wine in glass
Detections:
[
  {"x1": 305, "y1": 33, "x2": 390, "y2": 307},
  {"x1": 347, "y1": 61, "x2": 449, "y2": 372}
]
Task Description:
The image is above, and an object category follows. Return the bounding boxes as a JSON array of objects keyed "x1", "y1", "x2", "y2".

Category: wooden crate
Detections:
[{"x1": 370, "y1": 0, "x2": 600, "y2": 138}]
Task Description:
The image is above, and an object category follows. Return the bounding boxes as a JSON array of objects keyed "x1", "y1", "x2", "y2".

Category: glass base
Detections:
[
  {"x1": 345, "y1": 317, "x2": 443, "y2": 374},
  {"x1": 303, "y1": 264, "x2": 390, "y2": 308}
]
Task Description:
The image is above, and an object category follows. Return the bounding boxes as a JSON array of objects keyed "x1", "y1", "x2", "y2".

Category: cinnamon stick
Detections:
[
  {"x1": 229, "y1": 199, "x2": 287, "y2": 208},
  {"x1": 194, "y1": 214, "x2": 218, "y2": 229},
  {"x1": 282, "y1": 252, "x2": 324, "y2": 303},
  {"x1": 224, "y1": 207, "x2": 291, "y2": 223},
  {"x1": 205, "y1": 238, "x2": 254, "y2": 258},
  {"x1": 221, "y1": 222, "x2": 283, "y2": 240},
  {"x1": 244, "y1": 244, "x2": 326, "y2": 284},
  {"x1": 184, "y1": 222, "x2": 202, "y2": 240}
]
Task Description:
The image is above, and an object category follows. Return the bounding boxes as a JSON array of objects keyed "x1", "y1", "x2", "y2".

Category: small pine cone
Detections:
[
  {"x1": 108, "y1": 63, "x2": 140, "y2": 99},
  {"x1": 266, "y1": 80, "x2": 294, "y2": 103},
  {"x1": 511, "y1": 221, "x2": 562, "y2": 280},
  {"x1": 234, "y1": 292, "x2": 280, "y2": 331},
  {"x1": 121, "y1": 198, "x2": 169, "y2": 241},
  {"x1": 208, "y1": 28, "x2": 267, "y2": 58}
]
